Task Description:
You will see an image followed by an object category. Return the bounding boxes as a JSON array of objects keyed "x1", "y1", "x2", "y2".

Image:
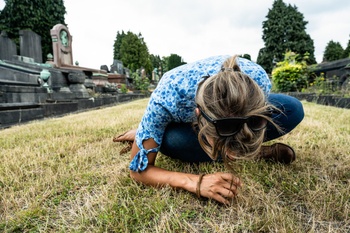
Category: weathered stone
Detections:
[
  {"x1": 0, "y1": 31, "x2": 17, "y2": 61},
  {"x1": 287, "y1": 92, "x2": 350, "y2": 109},
  {"x1": 100, "y1": 65, "x2": 109, "y2": 73},
  {"x1": 110, "y1": 60, "x2": 124, "y2": 74},
  {"x1": 19, "y1": 30, "x2": 43, "y2": 63},
  {"x1": 50, "y1": 24, "x2": 73, "y2": 67},
  {"x1": 0, "y1": 103, "x2": 44, "y2": 128},
  {"x1": 312, "y1": 58, "x2": 350, "y2": 79}
]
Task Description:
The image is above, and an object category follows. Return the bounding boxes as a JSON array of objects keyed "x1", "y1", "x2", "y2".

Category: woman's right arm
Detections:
[{"x1": 129, "y1": 138, "x2": 243, "y2": 205}]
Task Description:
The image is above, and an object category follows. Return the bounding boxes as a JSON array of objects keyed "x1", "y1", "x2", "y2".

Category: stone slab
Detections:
[
  {"x1": 0, "y1": 107, "x2": 44, "y2": 128},
  {"x1": 42, "y1": 102, "x2": 78, "y2": 117},
  {"x1": 0, "y1": 94, "x2": 147, "y2": 129},
  {"x1": 287, "y1": 92, "x2": 350, "y2": 109}
]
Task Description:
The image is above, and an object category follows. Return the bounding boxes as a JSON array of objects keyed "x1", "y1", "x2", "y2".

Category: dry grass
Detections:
[{"x1": 0, "y1": 98, "x2": 349, "y2": 232}]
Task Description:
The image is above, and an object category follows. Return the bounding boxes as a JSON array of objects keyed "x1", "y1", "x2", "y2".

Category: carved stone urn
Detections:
[{"x1": 40, "y1": 69, "x2": 51, "y2": 88}]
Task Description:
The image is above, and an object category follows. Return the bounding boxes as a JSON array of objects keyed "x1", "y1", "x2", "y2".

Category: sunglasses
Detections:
[{"x1": 198, "y1": 106, "x2": 268, "y2": 137}]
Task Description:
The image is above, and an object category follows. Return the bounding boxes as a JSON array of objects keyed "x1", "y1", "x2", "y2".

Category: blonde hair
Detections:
[{"x1": 195, "y1": 55, "x2": 279, "y2": 166}]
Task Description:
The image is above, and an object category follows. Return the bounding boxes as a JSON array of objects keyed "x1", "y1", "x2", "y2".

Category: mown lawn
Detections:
[{"x1": 0, "y1": 98, "x2": 349, "y2": 232}]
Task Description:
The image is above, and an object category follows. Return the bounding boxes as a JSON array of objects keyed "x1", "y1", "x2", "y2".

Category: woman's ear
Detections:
[{"x1": 195, "y1": 107, "x2": 200, "y2": 116}]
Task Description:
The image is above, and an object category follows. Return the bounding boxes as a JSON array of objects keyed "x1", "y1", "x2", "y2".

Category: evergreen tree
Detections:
[
  {"x1": 149, "y1": 54, "x2": 162, "y2": 73},
  {"x1": 118, "y1": 31, "x2": 152, "y2": 73},
  {"x1": 161, "y1": 56, "x2": 170, "y2": 73},
  {"x1": 113, "y1": 30, "x2": 126, "y2": 60},
  {"x1": 257, "y1": 0, "x2": 315, "y2": 73},
  {"x1": 167, "y1": 54, "x2": 186, "y2": 70},
  {"x1": 323, "y1": 40, "x2": 344, "y2": 62},
  {"x1": 239, "y1": 54, "x2": 251, "y2": 61},
  {"x1": 342, "y1": 35, "x2": 350, "y2": 58},
  {"x1": 0, "y1": 0, "x2": 66, "y2": 61}
]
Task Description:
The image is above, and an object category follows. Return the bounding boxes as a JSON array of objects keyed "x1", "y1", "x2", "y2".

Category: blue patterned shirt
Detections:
[{"x1": 129, "y1": 55, "x2": 271, "y2": 172}]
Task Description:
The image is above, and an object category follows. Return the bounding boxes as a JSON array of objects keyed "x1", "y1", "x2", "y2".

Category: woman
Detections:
[{"x1": 115, "y1": 55, "x2": 304, "y2": 204}]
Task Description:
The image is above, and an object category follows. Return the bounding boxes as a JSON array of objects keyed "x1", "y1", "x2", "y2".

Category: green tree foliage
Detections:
[
  {"x1": 161, "y1": 56, "x2": 170, "y2": 73},
  {"x1": 0, "y1": 0, "x2": 66, "y2": 61},
  {"x1": 115, "y1": 31, "x2": 152, "y2": 74},
  {"x1": 342, "y1": 35, "x2": 350, "y2": 58},
  {"x1": 323, "y1": 40, "x2": 344, "y2": 62},
  {"x1": 271, "y1": 51, "x2": 308, "y2": 92},
  {"x1": 149, "y1": 54, "x2": 162, "y2": 72},
  {"x1": 167, "y1": 54, "x2": 186, "y2": 71},
  {"x1": 113, "y1": 30, "x2": 126, "y2": 60},
  {"x1": 239, "y1": 54, "x2": 251, "y2": 61},
  {"x1": 113, "y1": 30, "x2": 187, "y2": 77},
  {"x1": 257, "y1": 0, "x2": 316, "y2": 73}
]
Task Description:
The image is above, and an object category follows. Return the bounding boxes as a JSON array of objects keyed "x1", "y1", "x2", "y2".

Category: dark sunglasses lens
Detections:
[
  {"x1": 247, "y1": 116, "x2": 267, "y2": 130},
  {"x1": 215, "y1": 119, "x2": 241, "y2": 136}
]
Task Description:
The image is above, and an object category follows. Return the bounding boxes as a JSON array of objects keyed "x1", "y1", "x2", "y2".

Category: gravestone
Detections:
[
  {"x1": 0, "y1": 31, "x2": 17, "y2": 61},
  {"x1": 110, "y1": 60, "x2": 124, "y2": 74},
  {"x1": 100, "y1": 65, "x2": 109, "y2": 73},
  {"x1": 19, "y1": 30, "x2": 43, "y2": 63},
  {"x1": 50, "y1": 24, "x2": 73, "y2": 67}
]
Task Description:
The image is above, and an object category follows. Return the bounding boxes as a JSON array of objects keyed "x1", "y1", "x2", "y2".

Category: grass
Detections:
[{"x1": 0, "y1": 98, "x2": 349, "y2": 232}]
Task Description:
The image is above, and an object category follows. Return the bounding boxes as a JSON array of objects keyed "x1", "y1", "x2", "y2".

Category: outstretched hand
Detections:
[
  {"x1": 113, "y1": 129, "x2": 137, "y2": 155},
  {"x1": 113, "y1": 129, "x2": 137, "y2": 142},
  {"x1": 198, "y1": 172, "x2": 242, "y2": 205}
]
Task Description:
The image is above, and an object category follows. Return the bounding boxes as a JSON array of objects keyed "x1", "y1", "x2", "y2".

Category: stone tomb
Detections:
[
  {"x1": 0, "y1": 25, "x2": 144, "y2": 128},
  {"x1": 50, "y1": 23, "x2": 108, "y2": 92}
]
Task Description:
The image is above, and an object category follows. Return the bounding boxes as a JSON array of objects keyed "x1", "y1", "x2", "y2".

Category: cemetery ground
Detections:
[{"x1": 0, "y1": 98, "x2": 349, "y2": 232}]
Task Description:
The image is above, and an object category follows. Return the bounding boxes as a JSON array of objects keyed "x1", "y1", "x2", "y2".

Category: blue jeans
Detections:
[{"x1": 159, "y1": 94, "x2": 304, "y2": 163}]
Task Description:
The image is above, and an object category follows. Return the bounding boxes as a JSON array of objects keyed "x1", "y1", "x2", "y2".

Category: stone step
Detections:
[{"x1": 0, "y1": 106, "x2": 44, "y2": 129}]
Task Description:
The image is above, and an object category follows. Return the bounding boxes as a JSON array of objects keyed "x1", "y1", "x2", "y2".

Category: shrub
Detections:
[
  {"x1": 131, "y1": 72, "x2": 150, "y2": 92},
  {"x1": 271, "y1": 52, "x2": 308, "y2": 92},
  {"x1": 120, "y1": 84, "x2": 128, "y2": 94}
]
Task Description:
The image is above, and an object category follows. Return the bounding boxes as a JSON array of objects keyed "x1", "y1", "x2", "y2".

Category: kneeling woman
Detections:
[{"x1": 116, "y1": 55, "x2": 304, "y2": 205}]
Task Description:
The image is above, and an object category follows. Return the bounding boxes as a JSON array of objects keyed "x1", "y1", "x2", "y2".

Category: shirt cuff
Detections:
[{"x1": 129, "y1": 147, "x2": 159, "y2": 172}]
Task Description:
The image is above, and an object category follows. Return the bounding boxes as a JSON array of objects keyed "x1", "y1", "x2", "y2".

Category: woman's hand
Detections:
[{"x1": 198, "y1": 172, "x2": 242, "y2": 204}]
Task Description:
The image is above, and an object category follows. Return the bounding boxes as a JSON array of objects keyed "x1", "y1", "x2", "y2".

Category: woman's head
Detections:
[{"x1": 195, "y1": 55, "x2": 277, "y2": 164}]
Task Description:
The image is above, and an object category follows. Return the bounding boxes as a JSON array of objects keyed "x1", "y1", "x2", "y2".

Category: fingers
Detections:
[
  {"x1": 208, "y1": 186, "x2": 238, "y2": 205},
  {"x1": 199, "y1": 172, "x2": 242, "y2": 205},
  {"x1": 113, "y1": 129, "x2": 137, "y2": 142},
  {"x1": 219, "y1": 172, "x2": 242, "y2": 187}
]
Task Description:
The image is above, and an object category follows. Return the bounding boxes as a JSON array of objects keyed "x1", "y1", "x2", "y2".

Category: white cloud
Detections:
[{"x1": 1, "y1": 0, "x2": 349, "y2": 69}]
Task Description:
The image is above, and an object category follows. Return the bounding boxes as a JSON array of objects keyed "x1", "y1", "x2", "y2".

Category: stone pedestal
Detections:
[{"x1": 68, "y1": 72, "x2": 89, "y2": 98}]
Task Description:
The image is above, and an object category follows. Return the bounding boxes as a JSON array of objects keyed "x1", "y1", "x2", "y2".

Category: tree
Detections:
[
  {"x1": 161, "y1": 56, "x2": 170, "y2": 73},
  {"x1": 323, "y1": 40, "x2": 344, "y2": 62},
  {"x1": 342, "y1": 35, "x2": 350, "y2": 58},
  {"x1": 239, "y1": 54, "x2": 251, "y2": 61},
  {"x1": 0, "y1": 0, "x2": 66, "y2": 61},
  {"x1": 115, "y1": 31, "x2": 152, "y2": 74},
  {"x1": 257, "y1": 0, "x2": 316, "y2": 73},
  {"x1": 113, "y1": 30, "x2": 126, "y2": 60},
  {"x1": 149, "y1": 54, "x2": 162, "y2": 71},
  {"x1": 167, "y1": 54, "x2": 186, "y2": 70}
]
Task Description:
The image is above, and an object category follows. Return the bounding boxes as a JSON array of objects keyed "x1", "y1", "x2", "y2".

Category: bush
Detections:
[
  {"x1": 120, "y1": 84, "x2": 128, "y2": 94},
  {"x1": 131, "y1": 72, "x2": 150, "y2": 92},
  {"x1": 271, "y1": 52, "x2": 308, "y2": 92}
]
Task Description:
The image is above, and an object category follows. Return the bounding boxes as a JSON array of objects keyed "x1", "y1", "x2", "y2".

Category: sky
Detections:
[{"x1": 0, "y1": 0, "x2": 349, "y2": 70}]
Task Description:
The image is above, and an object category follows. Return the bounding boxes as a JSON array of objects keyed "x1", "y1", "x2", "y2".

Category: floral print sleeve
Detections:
[
  {"x1": 129, "y1": 55, "x2": 271, "y2": 172},
  {"x1": 129, "y1": 97, "x2": 173, "y2": 172}
]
